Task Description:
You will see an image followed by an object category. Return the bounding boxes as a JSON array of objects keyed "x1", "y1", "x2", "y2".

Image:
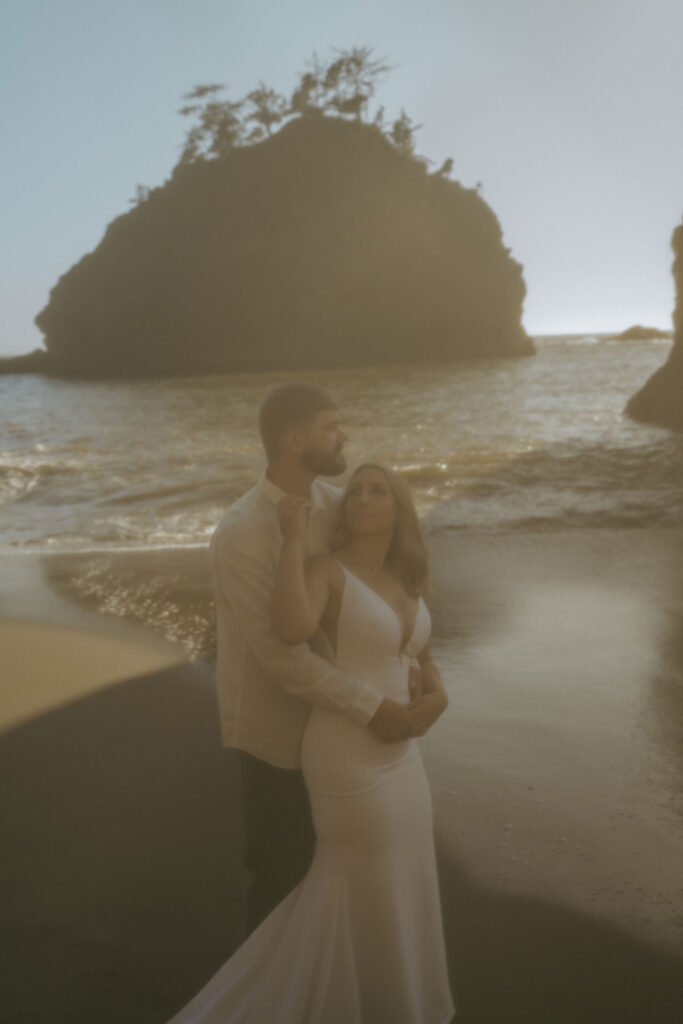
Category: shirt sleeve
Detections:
[{"x1": 211, "y1": 521, "x2": 384, "y2": 725}]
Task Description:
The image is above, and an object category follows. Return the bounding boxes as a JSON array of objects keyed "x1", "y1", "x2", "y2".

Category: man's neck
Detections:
[{"x1": 266, "y1": 462, "x2": 316, "y2": 498}]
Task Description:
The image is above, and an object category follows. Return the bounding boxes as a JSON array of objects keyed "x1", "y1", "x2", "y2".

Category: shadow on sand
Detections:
[{"x1": 1, "y1": 664, "x2": 682, "y2": 1024}]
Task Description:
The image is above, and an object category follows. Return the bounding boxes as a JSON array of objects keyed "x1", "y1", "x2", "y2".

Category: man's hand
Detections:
[
  {"x1": 408, "y1": 691, "x2": 448, "y2": 737},
  {"x1": 368, "y1": 698, "x2": 416, "y2": 743}
]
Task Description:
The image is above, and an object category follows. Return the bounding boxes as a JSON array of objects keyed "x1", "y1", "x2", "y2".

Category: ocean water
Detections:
[{"x1": 1, "y1": 335, "x2": 681, "y2": 553}]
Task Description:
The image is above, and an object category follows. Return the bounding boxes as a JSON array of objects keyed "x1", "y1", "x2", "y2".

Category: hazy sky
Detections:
[{"x1": 2, "y1": 0, "x2": 682, "y2": 356}]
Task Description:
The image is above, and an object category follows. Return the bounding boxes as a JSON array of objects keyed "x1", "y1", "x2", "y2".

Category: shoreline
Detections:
[{"x1": 1, "y1": 533, "x2": 683, "y2": 1022}]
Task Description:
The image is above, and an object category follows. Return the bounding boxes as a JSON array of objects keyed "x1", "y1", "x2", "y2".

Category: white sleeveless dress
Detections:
[{"x1": 167, "y1": 565, "x2": 455, "y2": 1024}]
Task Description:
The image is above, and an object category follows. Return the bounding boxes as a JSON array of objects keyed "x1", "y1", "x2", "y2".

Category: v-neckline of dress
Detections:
[{"x1": 336, "y1": 560, "x2": 420, "y2": 656}]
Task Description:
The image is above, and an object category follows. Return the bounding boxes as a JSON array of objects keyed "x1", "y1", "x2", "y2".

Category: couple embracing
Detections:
[{"x1": 168, "y1": 383, "x2": 455, "y2": 1024}]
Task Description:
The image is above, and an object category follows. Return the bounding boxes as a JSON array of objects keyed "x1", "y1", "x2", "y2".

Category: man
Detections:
[{"x1": 211, "y1": 383, "x2": 430, "y2": 932}]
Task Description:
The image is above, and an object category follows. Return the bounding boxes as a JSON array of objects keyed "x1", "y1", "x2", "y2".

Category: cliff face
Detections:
[
  {"x1": 626, "y1": 223, "x2": 683, "y2": 431},
  {"x1": 34, "y1": 116, "x2": 532, "y2": 378}
]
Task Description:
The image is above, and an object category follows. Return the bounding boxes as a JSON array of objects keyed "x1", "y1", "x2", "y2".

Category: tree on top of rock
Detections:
[{"x1": 176, "y1": 46, "x2": 398, "y2": 166}]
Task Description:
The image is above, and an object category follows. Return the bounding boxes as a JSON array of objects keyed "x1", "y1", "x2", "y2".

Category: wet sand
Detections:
[
  {"x1": 1, "y1": 533, "x2": 683, "y2": 1023},
  {"x1": 428, "y1": 529, "x2": 683, "y2": 947}
]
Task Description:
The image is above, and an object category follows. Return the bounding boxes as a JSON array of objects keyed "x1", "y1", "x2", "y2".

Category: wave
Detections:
[
  {"x1": 0, "y1": 467, "x2": 40, "y2": 505},
  {"x1": 393, "y1": 462, "x2": 451, "y2": 484},
  {"x1": 3, "y1": 436, "x2": 682, "y2": 550},
  {"x1": 2, "y1": 344, "x2": 682, "y2": 550},
  {"x1": 0, "y1": 450, "x2": 87, "y2": 507},
  {"x1": 426, "y1": 438, "x2": 683, "y2": 533},
  {"x1": 102, "y1": 476, "x2": 238, "y2": 509}
]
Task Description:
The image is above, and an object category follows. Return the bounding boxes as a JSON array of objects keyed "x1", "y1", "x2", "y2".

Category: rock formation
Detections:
[
  {"x1": 17, "y1": 117, "x2": 531, "y2": 378},
  {"x1": 626, "y1": 223, "x2": 683, "y2": 431},
  {"x1": 611, "y1": 325, "x2": 672, "y2": 341}
]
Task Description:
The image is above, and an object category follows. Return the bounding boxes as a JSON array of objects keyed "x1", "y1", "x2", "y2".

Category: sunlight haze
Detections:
[{"x1": 2, "y1": 0, "x2": 682, "y2": 355}]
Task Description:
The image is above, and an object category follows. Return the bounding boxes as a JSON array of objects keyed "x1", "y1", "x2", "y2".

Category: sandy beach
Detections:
[{"x1": 2, "y1": 531, "x2": 683, "y2": 1023}]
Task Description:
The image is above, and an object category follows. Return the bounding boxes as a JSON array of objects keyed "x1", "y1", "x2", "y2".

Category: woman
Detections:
[{"x1": 168, "y1": 464, "x2": 454, "y2": 1024}]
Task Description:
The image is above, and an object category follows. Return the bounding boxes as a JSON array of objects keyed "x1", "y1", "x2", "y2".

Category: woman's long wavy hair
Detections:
[{"x1": 332, "y1": 463, "x2": 430, "y2": 600}]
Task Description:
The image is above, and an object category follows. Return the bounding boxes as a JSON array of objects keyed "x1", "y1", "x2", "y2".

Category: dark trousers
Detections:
[{"x1": 238, "y1": 750, "x2": 316, "y2": 934}]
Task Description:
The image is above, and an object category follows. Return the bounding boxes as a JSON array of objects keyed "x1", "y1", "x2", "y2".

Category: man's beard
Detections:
[{"x1": 301, "y1": 445, "x2": 347, "y2": 477}]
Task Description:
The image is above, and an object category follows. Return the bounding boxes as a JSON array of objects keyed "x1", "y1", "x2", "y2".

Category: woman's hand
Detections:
[
  {"x1": 277, "y1": 496, "x2": 310, "y2": 543},
  {"x1": 368, "y1": 698, "x2": 416, "y2": 742},
  {"x1": 407, "y1": 690, "x2": 448, "y2": 736},
  {"x1": 408, "y1": 650, "x2": 448, "y2": 736}
]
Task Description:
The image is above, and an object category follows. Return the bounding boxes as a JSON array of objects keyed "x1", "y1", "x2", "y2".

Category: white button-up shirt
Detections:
[{"x1": 210, "y1": 472, "x2": 384, "y2": 769}]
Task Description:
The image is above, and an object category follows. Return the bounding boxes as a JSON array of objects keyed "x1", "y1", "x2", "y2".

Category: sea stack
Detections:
[
  {"x1": 626, "y1": 222, "x2": 683, "y2": 431},
  {"x1": 29, "y1": 116, "x2": 532, "y2": 379},
  {"x1": 611, "y1": 325, "x2": 672, "y2": 341}
]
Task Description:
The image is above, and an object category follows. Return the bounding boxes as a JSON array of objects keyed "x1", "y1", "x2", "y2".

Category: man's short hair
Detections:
[{"x1": 259, "y1": 383, "x2": 336, "y2": 461}]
